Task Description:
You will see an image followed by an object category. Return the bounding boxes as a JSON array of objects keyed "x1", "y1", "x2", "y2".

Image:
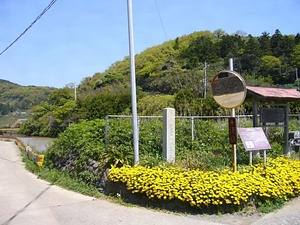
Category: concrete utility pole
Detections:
[
  {"x1": 74, "y1": 83, "x2": 77, "y2": 101},
  {"x1": 296, "y1": 68, "x2": 299, "y2": 90},
  {"x1": 203, "y1": 61, "x2": 207, "y2": 98},
  {"x1": 127, "y1": 0, "x2": 139, "y2": 164}
]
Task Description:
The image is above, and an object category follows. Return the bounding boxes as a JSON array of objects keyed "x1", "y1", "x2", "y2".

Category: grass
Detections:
[
  {"x1": 257, "y1": 198, "x2": 285, "y2": 213},
  {"x1": 21, "y1": 150, "x2": 104, "y2": 199},
  {"x1": 20, "y1": 149, "x2": 158, "y2": 209}
]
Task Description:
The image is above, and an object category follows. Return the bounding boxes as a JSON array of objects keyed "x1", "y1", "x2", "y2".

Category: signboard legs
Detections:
[{"x1": 250, "y1": 150, "x2": 267, "y2": 165}]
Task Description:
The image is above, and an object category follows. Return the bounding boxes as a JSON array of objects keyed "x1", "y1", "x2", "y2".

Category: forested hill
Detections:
[
  {"x1": 80, "y1": 29, "x2": 300, "y2": 96},
  {"x1": 0, "y1": 79, "x2": 56, "y2": 115},
  {"x1": 18, "y1": 29, "x2": 300, "y2": 137}
]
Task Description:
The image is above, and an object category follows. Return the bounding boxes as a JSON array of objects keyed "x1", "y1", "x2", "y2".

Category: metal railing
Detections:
[{"x1": 104, "y1": 114, "x2": 255, "y2": 149}]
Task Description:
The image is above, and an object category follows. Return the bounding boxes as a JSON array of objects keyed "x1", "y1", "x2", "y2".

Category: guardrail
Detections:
[{"x1": 0, "y1": 135, "x2": 44, "y2": 167}]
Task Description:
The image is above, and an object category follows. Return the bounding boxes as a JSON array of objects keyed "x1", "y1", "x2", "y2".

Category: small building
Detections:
[{"x1": 246, "y1": 86, "x2": 300, "y2": 154}]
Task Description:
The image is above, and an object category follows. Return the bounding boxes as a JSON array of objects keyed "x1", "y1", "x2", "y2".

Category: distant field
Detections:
[{"x1": 0, "y1": 112, "x2": 29, "y2": 128}]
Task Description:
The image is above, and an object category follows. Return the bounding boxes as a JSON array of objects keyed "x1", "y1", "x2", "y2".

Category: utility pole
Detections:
[
  {"x1": 296, "y1": 68, "x2": 299, "y2": 90},
  {"x1": 74, "y1": 83, "x2": 77, "y2": 101},
  {"x1": 203, "y1": 61, "x2": 207, "y2": 98},
  {"x1": 127, "y1": 0, "x2": 139, "y2": 164}
]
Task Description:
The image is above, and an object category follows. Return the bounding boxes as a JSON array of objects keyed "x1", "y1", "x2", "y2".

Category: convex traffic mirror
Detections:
[{"x1": 211, "y1": 70, "x2": 247, "y2": 109}]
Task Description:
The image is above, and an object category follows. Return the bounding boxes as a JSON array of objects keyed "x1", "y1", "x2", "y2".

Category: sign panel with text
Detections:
[{"x1": 237, "y1": 127, "x2": 271, "y2": 151}]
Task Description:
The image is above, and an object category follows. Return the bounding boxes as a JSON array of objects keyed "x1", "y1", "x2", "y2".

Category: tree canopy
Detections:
[{"x1": 16, "y1": 29, "x2": 300, "y2": 136}]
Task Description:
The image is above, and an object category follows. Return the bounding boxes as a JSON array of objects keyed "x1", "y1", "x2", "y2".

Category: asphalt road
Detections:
[
  {"x1": 1, "y1": 140, "x2": 300, "y2": 225},
  {"x1": 0, "y1": 141, "x2": 223, "y2": 225}
]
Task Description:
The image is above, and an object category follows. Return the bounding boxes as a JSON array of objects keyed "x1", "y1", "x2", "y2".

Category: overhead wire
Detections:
[
  {"x1": 154, "y1": 0, "x2": 168, "y2": 41},
  {"x1": 154, "y1": 0, "x2": 184, "y2": 90},
  {"x1": 0, "y1": 0, "x2": 58, "y2": 56},
  {"x1": 154, "y1": 0, "x2": 211, "y2": 97}
]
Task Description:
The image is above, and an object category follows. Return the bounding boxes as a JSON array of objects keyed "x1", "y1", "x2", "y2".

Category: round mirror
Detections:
[{"x1": 211, "y1": 70, "x2": 247, "y2": 109}]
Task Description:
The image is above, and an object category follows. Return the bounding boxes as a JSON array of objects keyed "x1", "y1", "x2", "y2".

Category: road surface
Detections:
[
  {"x1": 0, "y1": 141, "x2": 223, "y2": 225},
  {"x1": 1, "y1": 140, "x2": 300, "y2": 225}
]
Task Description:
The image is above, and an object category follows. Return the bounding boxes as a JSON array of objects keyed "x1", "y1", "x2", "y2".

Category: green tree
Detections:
[
  {"x1": 295, "y1": 33, "x2": 300, "y2": 45},
  {"x1": 79, "y1": 92, "x2": 131, "y2": 120},
  {"x1": 270, "y1": 29, "x2": 284, "y2": 57},
  {"x1": 291, "y1": 44, "x2": 300, "y2": 69},
  {"x1": 20, "y1": 89, "x2": 79, "y2": 137},
  {"x1": 213, "y1": 29, "x2": 227, "y2": 39},
  {"x1": 52, "y1": 100, "x2": 77, "y2": 129},
  {"x1": 180, "y1": 34, "x2": 219, "y2": 68},
  {"x1": 174, "y1": 89, "x2": 200, "y2": 116},
  {"x1": 49, "y1": 88, "x2": 74, "y2": 106},
  {"x1": 138, "y1": 95, "x2": 174, "y2": 116},
  {"x1": 20, "y1": 102, "x2": 53, "y2": 136},
  {"x1": 173, "y1": 37, "x2": 179, "y2": 50},
  {"x1": 238, "y1": 35, "x2": 261, "y2": 74},
  {"x1": 218, "y1": 34, "x2": 244, "y2": 58},
  {"x1": 245, "y1": 35, "x2": 260, "y2": 55},
  {"x1": 0, "y1": 103, "x2": 10, "y2": 115},
  {"x1": 281, "y1": 35, "x2": 296, "y2": 58},
  {"x1": 258, "y1": 32, "x2": 272, "y2": 55},
  {"x1": 260, "y1": 55, "x2": 282, "y2": 83}
]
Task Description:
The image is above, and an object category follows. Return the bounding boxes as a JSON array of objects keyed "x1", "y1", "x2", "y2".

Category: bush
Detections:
[{"x1": 45, "y1": 119, "x2": 106, "y2": 184}]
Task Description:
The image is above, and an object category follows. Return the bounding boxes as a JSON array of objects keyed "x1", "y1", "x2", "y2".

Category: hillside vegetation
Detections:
[
  {"x1": 0, "y1": 79, "x2": 56, "y2": 115},
  {"x1": 21, "y1": 29, "x2": 300, "y2": 136},
  {"x1": 80, "y1": 29, "x2": 300, "y2": 93}
]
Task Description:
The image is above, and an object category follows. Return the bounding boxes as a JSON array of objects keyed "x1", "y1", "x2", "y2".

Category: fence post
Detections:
[
  {"x1": 105, "y1": 115, "x2": 109, "y2": 150},
  {"x1": 191, "y1": 116, "x2": 194, "y2": 141}
]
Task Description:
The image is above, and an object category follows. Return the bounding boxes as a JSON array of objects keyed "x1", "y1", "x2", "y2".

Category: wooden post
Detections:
[{"x1": 284, "y1": 103, "x2": 290, "y2": 155}]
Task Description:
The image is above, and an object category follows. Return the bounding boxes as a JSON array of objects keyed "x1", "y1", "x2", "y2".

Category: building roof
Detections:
[{"x1": 246, "y1": 86, "x2": 300, "y2": 102}]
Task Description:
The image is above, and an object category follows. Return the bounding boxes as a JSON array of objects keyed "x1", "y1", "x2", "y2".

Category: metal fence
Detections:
[{"x1": 104, "y1": 114, "x2": 255, "y2": 150}]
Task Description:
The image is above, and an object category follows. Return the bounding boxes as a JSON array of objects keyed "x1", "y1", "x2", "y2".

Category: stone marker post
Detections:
[{"x1": 163, "y1": 108, "x2": 175, "y2": 163}]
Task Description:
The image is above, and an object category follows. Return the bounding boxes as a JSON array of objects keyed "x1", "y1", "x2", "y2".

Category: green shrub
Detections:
[
  {"x1": 45, "y1": 116, "x2": 295, "y2": 177},
  {"x1": 45, "y1": 119, "x2": 106, "y2": 184}
]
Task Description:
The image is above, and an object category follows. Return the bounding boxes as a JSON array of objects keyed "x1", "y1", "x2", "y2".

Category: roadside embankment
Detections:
[{"x1": 0, "y1": 135, "x2": 44, "y2": 166}]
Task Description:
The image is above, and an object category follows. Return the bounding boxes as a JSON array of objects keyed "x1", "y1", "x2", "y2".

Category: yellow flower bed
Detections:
[{"x1": 108, "y1": 157, "x2": 300, "y2": 207}]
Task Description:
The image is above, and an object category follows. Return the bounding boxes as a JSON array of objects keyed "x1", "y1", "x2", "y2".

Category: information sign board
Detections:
[
  {"x1": 260, "y1": 108, "x2": 284, "y2": 123},
  {"x1": 237, "y1": 127, "x2": 271, "y2": 151}
]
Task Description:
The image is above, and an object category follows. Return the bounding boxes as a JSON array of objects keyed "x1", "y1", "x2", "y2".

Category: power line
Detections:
[
  {"x1": 0, "y1": 0, "x2": 58, "y2": 56},
  {"x1": 154, "y1": 0, "x2": 168, "y2": 41}
]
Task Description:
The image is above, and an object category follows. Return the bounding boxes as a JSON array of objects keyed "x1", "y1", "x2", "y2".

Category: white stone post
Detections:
[{"x1": 163, "y1": 108, "x2": 175, "y2": 163}]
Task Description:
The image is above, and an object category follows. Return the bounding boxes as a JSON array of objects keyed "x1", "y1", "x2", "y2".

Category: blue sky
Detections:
[{"x1": 0, "y1": 0, "x2": 299, "y2": 88}]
